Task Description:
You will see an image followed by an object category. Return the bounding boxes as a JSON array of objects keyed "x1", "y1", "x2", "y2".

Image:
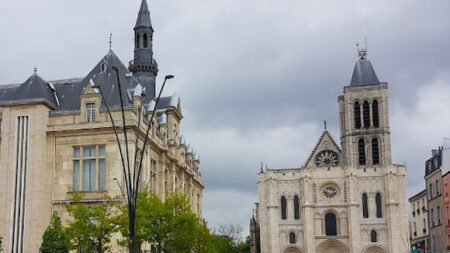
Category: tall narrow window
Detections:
[
  {"x1": 371, "y1": 230, "x2": 377, "y2": 242},
  {"x1": 325, "y1": 212, "x2": 337, "y2": 236},
  {"x1": 86, "y1": 103, "x2": 95, "y2": 123},
  {"x1": 294, "y1": 195, "x2": 300, "y2": 220},
  {"x1": 372, "y1": 100, "x2": 379, "y2": 128},
  {"x1": 289, "y1": 233, "x2": 296, "y2": 244},
  {"x1": 372, "y1": 138, "x2": 380, "y2": 165},
  {"x1": 363, "y1": 101, "x2": 370, "y2": 128},
  {"x1": 136, "y1": 34, "x2": 140, "y2": 49},
  {"x1": 358, "y1": 139, "x2": 366, "y2": 165},
  {"x1": 281, "y1": 196, "x2": 287, "y2": 220},
  {"x1": 354, "y1": 102, "x2": 361, "y2": 129},
  {"x1": 362, "y1": 193, "x2": 369, "y2": 218},
  {"x1": 73, "y1": 145, "x2": 106, "y2": 192},
  {"x1": 376, "y1": 193, "x2": 383, "y2": 218},
  {"x1": 143, "y1": 33, "x2": 148, "y2": 48}
]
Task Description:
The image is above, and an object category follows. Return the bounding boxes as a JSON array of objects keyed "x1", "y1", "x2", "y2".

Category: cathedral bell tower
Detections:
[
  {"x1": 129, "y1": 0, "x2": 159, "y2": 98},
  {"x1": 338, "y1": 48, "x2": 392, "y2": 168}
]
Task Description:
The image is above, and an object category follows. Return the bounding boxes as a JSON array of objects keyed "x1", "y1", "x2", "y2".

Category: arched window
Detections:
[
  {"x1": 294, "y1": 195, "x2": 300, "y2": 220},
  {"x1": 358, "y1": 139, "x2": 366, "y2": 165},
  {"x1": 372, "y1": 100, "x2": 379, "y2": 128},
  {"x1": 325, "y1": 212, "x2": 337, "y2": 236},
  {"x1": 354, "y1": 102, "x2": 361, "y2": 129},
  {"x1": 376, "y1": 193, "x2": 383, "y2": 218},
  {"x1": 362, "y1": 193, "x2": 369, "y2": 218},
  {"x1": 143, "y1": 33, "x2": 148, "y2": 48},
  {"x1": 363, "y1": 101, "x2": 370, "y2": 128},
  {"x1": 371, "y1": 230, "x2": 377, "y2": 242},
  {"x1": 289, "y1": 232, "x2": 296, "y2": 244},
  {"x1": 281, "y1": 196, "x2": 287, "y2": 220},
  {"x1": 136, "y1": 34, "x2": 140, "y2": 49},
  {"x1": 372, "y1": 138, "x2": 380, "y2": 165}
]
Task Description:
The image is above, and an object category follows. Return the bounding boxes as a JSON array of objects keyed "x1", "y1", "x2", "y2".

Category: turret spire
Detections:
[{"x1": 135, "y1": 0, "x2": 152, "y2": 29}]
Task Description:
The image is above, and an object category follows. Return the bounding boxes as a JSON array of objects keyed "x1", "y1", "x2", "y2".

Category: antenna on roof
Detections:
[{"x1": 109, "y1": 32, "x2": 113, "y2": 50}]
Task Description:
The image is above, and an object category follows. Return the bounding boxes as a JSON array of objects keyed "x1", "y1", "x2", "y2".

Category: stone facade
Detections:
[
  {"x1": 409, "y1": 190, "x2": 429, "y2": 252},
  {"x1": 0, "y1": 1, "x2": 204, "y2": 252},
  {"x1": 253, "y1": 51, "x2": 409, "y2": 253}
]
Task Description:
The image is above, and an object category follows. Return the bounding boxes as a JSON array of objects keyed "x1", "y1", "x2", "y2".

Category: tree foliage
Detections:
[
  {"x1": 40, "y1": 212, "x2": 71, "y2": 253},
  {"x1": 0, "y1": 234, "x2": 3, "y2": 253},
  {"x1": 65, "y1": 194, "x2": 119, "y2": 253}
]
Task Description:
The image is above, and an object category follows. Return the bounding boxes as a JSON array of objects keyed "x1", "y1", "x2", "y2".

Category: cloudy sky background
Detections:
[{"x1": 1, "y1": 0, "x2": 449, "y2": 236}]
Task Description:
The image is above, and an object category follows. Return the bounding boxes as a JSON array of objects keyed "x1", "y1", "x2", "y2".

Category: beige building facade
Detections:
[
  {"x1": 254, "y1": 50, "x2": 409, "y2": 253},
  {"x1": 0, "y1": 1, "x2": 204, "y2": 252},
  {"x1": 409, "y1": 190, "x2": 429, "y2": 252}
]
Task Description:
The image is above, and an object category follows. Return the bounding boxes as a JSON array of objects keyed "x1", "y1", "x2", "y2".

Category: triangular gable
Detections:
[{"x1": 303, "y1": 130, "x2": 341, "y2": 168}]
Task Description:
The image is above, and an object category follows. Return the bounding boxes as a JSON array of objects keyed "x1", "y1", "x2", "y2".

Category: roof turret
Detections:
[
  {"x1": 135, "y1": 0, "x2": 152, "y2": 29},
  {"x1": 349, "y1": 48, "x2": 380, "y2": 87}
]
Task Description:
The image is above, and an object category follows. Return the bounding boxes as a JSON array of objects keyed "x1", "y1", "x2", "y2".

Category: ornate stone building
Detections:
[
  {"x1": 253, "y1": 50, "x2": 409, "y2": 253},
  {"x1": 409, "y1": 189, "x2": 429, "y2": 252},
  {"x1": 0, "y1": 1, "x2": 204, "y2": 252}
]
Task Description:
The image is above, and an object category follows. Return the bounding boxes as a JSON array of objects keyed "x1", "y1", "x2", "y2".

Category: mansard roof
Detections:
[
  {"x1": 0, "y1": 73, "x2": 58, "y2": 108},
  {"x1": 350, "y1": 57, "x2": 380, "y2": 87},
  {"x1": 303, "y1": 130, "x2": 341, "y2": 168},
  {"x1": 135, "y1": 0, "x2": 152, "y2": 29}
]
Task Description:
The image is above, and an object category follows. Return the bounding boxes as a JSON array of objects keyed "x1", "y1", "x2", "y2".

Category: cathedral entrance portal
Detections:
[
  {"x1": 363, "y1": 245, "x2": 388, "y2": 253},
  {"x1": 316, "y1": 239, "x2": 350, "y2": 253},
  {"x1": 283, "y1": 247, "x2": 302, "y2": 253}
]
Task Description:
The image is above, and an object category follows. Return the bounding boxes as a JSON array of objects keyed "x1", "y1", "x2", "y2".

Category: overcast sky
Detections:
[{"x1": 1, "y1": 0, "x2": 449, "y2": 237}]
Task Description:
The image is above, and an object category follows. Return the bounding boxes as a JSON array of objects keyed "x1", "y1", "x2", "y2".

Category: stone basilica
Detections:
[{"x1": 251, "y1": 50, "x2": 409, "y2": 253}]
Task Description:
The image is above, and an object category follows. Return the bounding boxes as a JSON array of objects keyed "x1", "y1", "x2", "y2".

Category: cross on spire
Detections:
[
  {"x1": 109, "y1": 32, "x2": 113, "y2": 50},
  {"x1": 33, "y1": 65, "x2": 38, "y2": 75},
  {"x1": 357, "y1": 38, "x2": 368, "y2": 60}
]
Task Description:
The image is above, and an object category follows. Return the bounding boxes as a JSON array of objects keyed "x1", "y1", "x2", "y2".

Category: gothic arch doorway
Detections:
[
  {"x1": 316, "y1": 239, "x2": 350, "y2": 253},
  {"x1": 363, "y1": 245, "x2": 388, "y2": 253},
  {"x1": 283, "y1": 247, "x2": 302, "y2": 253}
]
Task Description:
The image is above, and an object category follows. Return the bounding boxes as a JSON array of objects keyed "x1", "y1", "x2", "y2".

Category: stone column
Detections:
[
  {"x1": 347, "y1": 174, "x2": 361, "y2": 253},
  {"x1": 302, "y1": 176, "x2": 316, "y2": 253}
]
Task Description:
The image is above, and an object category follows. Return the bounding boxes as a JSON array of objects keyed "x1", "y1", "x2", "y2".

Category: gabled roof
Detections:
[
  {"x1": 303, "y1": 130, "x2": 341, "y2": 168},
  {"x1": 350, "y1": 57, "x2": 380, "y2": 87},
  {"x1": 0, "y1": 73, "x2": 58, "y2": 108},
  {"x1": 135, "y1": 0, "x2": 152, "y2": 29}
]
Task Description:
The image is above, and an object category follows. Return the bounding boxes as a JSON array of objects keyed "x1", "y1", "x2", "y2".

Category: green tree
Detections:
[
  {"x1": 40, "y1": 212, "x2": 71, "y2": 253},
  {"x1": 193, "y1": 222, "x2": 216, "y2": 253},
  {"x1": 0, "y1": 234, "x2": 3, "y2": 253},
  {"x1": 66, "y1": 194, "x2": 119, "y2": 253}
]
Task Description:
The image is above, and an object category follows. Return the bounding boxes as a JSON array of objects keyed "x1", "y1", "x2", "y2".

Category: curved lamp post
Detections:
[{"x1": 94, "y1": 67, "x2": 174, "y2": 253}]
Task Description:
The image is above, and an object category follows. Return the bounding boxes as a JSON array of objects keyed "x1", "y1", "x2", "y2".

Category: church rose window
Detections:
[
  {"x1": 376, "y1": 193, "x2": 383, "y2": 218},
  {"x1": 358, "y1": 139, "x2": 366, "y2": 165},
  {"x1": 281, "y1": 196, "x2": 287, "y2": 220},
  {"x1": 325, "y1": 212, "x2": 337, "y2": 236},
  {"x1": 372, "y1": 138, "x2": 380, "y2": 165},
  {"x1": 362, "y1": 193, "x2": 369, "y2": 218},
  {"x1": 363, "y1": 101, "x2": 370, "y2": 128},
  {"x1": 354, "y1": 102, "x2": 361, "y2": 129},
  {"x1": 289, "y1": 232, "x2": 296, "y2": 244},
  {"x1": 294, "y1": 195, "x2": 300, "y2": 220},
  {"x1": 372, "y1": 100, "x2": 379, "y2": 127},
  {"x1": 315, "y1": 150, "x2": 339, "y2": 167}
]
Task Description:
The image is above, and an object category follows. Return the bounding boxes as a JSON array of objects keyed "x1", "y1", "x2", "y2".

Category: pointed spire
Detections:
[
  {"x1": 135, "y1": 0, "x2": 152, "y2": 29},
  {"x1": 350, "y1": 42, "x2": 380, "y2": 87}
]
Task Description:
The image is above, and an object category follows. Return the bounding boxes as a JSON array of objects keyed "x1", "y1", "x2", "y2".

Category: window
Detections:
[
  {"x1": 436, "y1": 180, "x2": 440, "y2": 196},
  {"x1": 372, "y1": 138, "x2": 380, "y2": 165},
  {"x1": 136, "y1": 34, "x2": 140, "y2": 49},
  {"x1": 86, "y1": 103, "x2": 96, "y2": 123},
  {"x1": 371, "y1": 230, "x2": 377, "y2": 242},
  {"x1": 281, "y1": 196, "x2": 287, "y2": 220},
  {"x1": 437, "y1": 206, "x2": 441, "y2": 224},
  {"x1": 0, "y1": 118, "x2": 2, "y2": 133},
  {"x1": 429, "y1": 183, "x2": 433, "y2": 199},
  {"x1": 431, "y1": 208, "x2": 435, "y2": 226},
  {"x1": 376, "y1": 193, "x2": 383, "y2": 218},
  {"x1": 294, "y1": 195, "x2": 300, "y2": 220},
  {"x1": 289, "y1": 233, "x2": 296, "y2": 244},
  {"x1": 362, "y1": 193, "x2": 369, "y2": 218},
  {"x1": 358, "y1": 139, "x2": 366, "y2": 165},
  {"x1": 354, "y1": 102, "x2": 361, "y2": 129},
  {"x1": 372, "y1": 100, "x2": 379, "y2": 128},
  {"x1": 73, "y1": 146, "x2": 106, "y2": 192},
  {"x1": 325, "y1": 212, "x2": 337, "y2": 236},
  {"x1": 143, "y1": 33, "x2": 148, "y2": 48},
  {"x1": 363, "y1": 101, "x2": 370, "y2": 128}
]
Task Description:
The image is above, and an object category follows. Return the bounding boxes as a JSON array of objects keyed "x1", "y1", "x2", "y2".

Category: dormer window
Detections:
[
  {"x1": 100, "y1": 63, "x2": 106, "y2": 73},
  {"x1": 86, "y1": 103, "x2": 96, "y2": 123}
]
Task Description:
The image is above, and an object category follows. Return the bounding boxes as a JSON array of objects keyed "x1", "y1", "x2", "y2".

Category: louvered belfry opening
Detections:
[
  {"x1": 372, "y1": 138, "x2": 380, "y2": 165},
  {"x1": 354, "y1": 102, "x2": 361, "y2": 129},
  {"x1": 358, "y1": 139, "x2": 366, "y2": 165},
  {"x1": 362, "y1": 193, "x2": 369, "y2": 218},
  {"x1": 11, "y1": 116, "x2": 29, "y2": 253},
  {"x1": 363, "y1": 101, "x2": 370, "y2": 128},
  {"x1": 372, "y1": 100, "x2": 379, "y2": 128}
]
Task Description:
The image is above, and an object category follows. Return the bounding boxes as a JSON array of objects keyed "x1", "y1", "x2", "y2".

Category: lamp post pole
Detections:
[{"x1": 94, "y1": 66, "x2": 174, "y2": 253}]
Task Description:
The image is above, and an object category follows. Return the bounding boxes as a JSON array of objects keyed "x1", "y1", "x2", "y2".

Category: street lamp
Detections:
[{"x1": 93, "y1": 66, "x2": 174, "y2": 253}]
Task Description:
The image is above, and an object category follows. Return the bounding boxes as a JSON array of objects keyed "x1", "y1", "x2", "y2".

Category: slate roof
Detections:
[
  {"x1": 350, "y1": 57, "x2": 380, "y2": 87},
  {"x1": 135, "y1": 0, "x2": 152, "y2": 29},
  {"x1": 0, "y1": 50, "x2": 177, "y2": 114}
]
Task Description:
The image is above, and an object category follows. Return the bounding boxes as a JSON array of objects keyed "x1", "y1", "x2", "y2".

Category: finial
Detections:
[
  {"x1": 109, "y1": 32, "x2": 113, "y2": 50},
  {"x1": 357, "y1": 39, "x2": 367, "y2": 60},
  {"x1": 260, "y1": 162, "x2": 263, "y2": 173},
  {"x1": 33, "y1": 65, "x2": 37, "y2": 75},
  {"x1": 324, "y1": 120, "x2": 327, "y2": 131}
]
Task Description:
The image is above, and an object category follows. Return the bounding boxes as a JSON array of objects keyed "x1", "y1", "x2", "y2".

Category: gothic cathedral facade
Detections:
[{"x1": 254, "y1": 50, "x2": 409, "y2": 253}]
